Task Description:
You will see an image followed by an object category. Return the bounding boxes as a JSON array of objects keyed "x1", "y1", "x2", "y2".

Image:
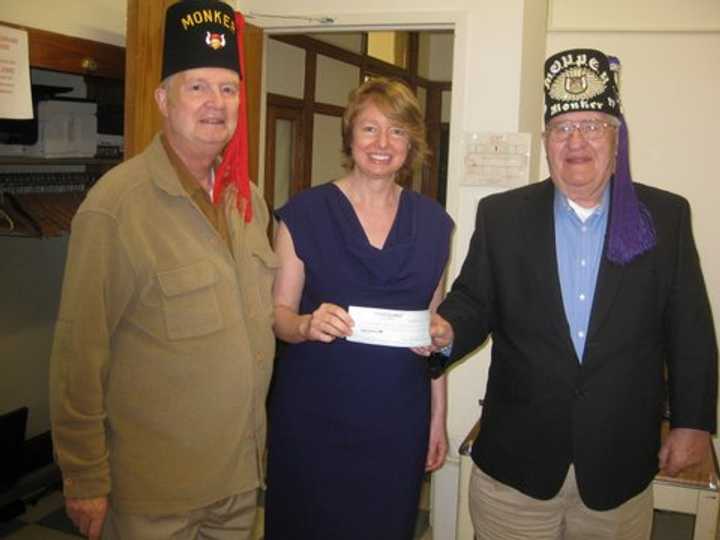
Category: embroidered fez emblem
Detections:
[
  {"x1": 565, "y1": 73, "x2": 587, "y2": 95},
  {"x1": 549, "y1": 66, "x2": 605, "y2": 103},
  {"x1": 206, "y1": 32, "x2": 226, "y2": 50}
]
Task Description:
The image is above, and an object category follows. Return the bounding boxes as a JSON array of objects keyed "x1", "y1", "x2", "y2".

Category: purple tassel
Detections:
[{"x1": 607, "y1": 116, "x2": 656, "y2": 265}]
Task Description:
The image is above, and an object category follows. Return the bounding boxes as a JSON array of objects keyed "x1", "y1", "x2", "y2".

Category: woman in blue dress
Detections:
[{"x1": 265, "y1": 77, "x2": 453, "y2": 540}]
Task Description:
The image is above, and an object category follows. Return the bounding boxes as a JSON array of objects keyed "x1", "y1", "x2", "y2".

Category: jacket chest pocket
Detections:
[{"x1": 157, "y1": 260, "x2": 223, "y2": 340}]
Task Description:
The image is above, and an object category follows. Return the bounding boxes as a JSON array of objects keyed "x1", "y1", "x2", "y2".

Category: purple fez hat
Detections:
[{"x1": 544, "y1": 48, "x2": 656, "y2": 265}]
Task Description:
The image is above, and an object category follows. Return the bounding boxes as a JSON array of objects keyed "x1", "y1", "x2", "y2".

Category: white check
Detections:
[{"x1": 346, "y1": 306, "x2": 431, "y2": 347}]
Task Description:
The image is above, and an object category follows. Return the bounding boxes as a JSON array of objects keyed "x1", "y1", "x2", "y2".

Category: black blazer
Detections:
[{"x1": 438, "y1": 178, "x2": 717, "y2": 510}]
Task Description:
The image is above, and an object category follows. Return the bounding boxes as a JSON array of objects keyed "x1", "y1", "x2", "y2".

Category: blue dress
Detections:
[{"x1": 265, "y1": 183, "x2": 453, "y2": 540}]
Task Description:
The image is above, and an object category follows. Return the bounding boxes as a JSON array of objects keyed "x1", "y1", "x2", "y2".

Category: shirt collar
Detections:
[
  {"x1": 160, "y1": 134, "x2": 214, "y2": 203},
  {"x1": 554, "y1": 184, "x2": 610, "y2": 222}
]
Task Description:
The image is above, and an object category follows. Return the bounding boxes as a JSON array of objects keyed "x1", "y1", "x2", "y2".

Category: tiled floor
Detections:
[
  {"x1": 2, "y1": 479, "x2": 692, "y2": 540},
  {"x1": 1, "y1": 490, "x2": 79, "y2": 540},
  {"x1": 0, "y1": 489, "x2": 265, "y2": 540},
  {"x1": 0, "y1": 478, "x2": 432, "y2": 540}
]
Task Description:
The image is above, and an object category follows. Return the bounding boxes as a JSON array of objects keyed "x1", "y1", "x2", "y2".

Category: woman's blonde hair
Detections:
[{"x1": 341, "y1": 77, "x2": 429, "y2": 178}]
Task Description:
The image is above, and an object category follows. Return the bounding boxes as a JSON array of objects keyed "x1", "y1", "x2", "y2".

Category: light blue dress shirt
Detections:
[{"x1": 554, "y1": 187, "x2": 609, "y2": 362}]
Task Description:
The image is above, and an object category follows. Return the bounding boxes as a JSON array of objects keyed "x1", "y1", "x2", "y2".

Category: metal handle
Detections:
[{"x1": 81, "y1": 57, "x2": 98, "y2": 72}]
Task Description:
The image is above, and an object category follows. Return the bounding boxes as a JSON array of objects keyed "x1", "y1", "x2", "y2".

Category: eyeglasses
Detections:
[{"x1": 545, "y1": 120, "x2": 618, "y2": 142}]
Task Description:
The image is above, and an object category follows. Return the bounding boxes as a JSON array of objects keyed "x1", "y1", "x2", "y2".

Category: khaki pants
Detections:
[
  {"x1": 469, "y1": 465, "x2": 653, "y2": 540},
  {"x1": 103, "y1": 490, "x2": 258, "y2": 540}
]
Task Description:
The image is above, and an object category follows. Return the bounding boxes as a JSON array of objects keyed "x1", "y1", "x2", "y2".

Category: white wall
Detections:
[
  {"x1": 548, "y1": 0, "x2": 720, "y2": 32},
  {"x1": 0, "y1": 237, "x2": 68, "y2": 437},
  {"x1": 0, "y1": 0, "x2": 125, "y2": 46}
]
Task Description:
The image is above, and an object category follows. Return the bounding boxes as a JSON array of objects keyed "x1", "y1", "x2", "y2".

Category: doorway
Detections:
[
  {"x1": 262, "y1": 30, "x2": 453, "y2": 220},
  {"x1": 264, "y1": 100, "x2": 304, "y2": 212}
]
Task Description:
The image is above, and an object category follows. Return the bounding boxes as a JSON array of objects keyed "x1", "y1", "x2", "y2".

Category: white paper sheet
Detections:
[
  {"x1": 0, "y1": 25, "x2": 33, "y2": 119},
  {"x1": 346, "y1": 306, "x2": 431, "y2": 348}
]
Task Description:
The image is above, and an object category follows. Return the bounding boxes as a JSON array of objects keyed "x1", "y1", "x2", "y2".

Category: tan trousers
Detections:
[
  {"x1": 102, "y1": 490, "x2": 258, "y2": 540},
  {"x1": 469, "y1": 464, "x2": 653, "y2": 540}
]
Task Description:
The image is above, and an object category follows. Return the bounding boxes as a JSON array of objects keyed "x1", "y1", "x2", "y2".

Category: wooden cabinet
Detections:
[
  {"x1": 1, "y1": 21, "x2": 124, "y2": 79},
  {"x1": 0, "y1": 21, "x2": 125, "y2": 237},
  {"x1": 1, "y1": 1, "x2": 263, "y2": 237}
]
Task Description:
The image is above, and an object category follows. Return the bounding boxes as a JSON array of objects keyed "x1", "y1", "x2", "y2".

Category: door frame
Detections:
[{"x1": 263, "y1": 94, "x2": 305, "y2": 215}]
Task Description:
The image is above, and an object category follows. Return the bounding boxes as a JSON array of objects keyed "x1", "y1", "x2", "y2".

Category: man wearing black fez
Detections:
[
  {"x1": 429, "y1": 48, "x2": 717, "y2": 538},
  {"x1": 50, "y1": 1, "x2": 276, "y2": 538}
]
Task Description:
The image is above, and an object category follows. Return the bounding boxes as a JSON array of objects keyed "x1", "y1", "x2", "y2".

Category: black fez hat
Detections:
[
  {"x1": 162, "y1": 0, "x2": 242, "y2": 81},
  {"x1": 543, "y1": 48, "x2": 656, "y2": 265},
  {"x1": 543, "y1": 48, "x2": 620, "y2": 124}
]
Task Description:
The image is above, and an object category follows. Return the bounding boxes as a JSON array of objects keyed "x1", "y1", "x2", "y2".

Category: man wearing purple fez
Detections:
[
  {"x1": 49, "y1": 1, "x2": 276, "y2": 539},
  {"x1": 429, "y1": 48, "x2": 717, "y2": 538}
]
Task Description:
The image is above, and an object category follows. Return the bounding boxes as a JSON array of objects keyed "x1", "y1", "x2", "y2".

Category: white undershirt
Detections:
[{"x1": 567, "y1": 198, "x2": 599, "y2": 222}]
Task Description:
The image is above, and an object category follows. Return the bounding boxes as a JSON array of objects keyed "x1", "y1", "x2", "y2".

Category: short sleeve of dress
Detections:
[
  {"x1": 274, "y1": 187, "x2": 323, "y2": 264},
  {"x1": 413, "y1": 193, "x2": 454, "y2": 287}
]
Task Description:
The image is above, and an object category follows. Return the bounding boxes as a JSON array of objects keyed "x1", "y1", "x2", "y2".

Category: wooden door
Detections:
[
  {"x1": 124, "y1": 0, "x2": 264, "y2": 186},
  {"x1": 263, "y1": 103, "x2": 305, "y2": 217}
]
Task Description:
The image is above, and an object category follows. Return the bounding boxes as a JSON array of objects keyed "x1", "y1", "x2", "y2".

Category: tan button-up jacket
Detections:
[{"x1": 50, "y1": 134, "x2": 277, "y2": 514}]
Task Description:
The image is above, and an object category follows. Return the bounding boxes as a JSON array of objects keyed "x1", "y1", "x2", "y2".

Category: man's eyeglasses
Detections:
[{"x1": 545, "y1": 120, "x2": 618, "y2": 142}]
